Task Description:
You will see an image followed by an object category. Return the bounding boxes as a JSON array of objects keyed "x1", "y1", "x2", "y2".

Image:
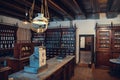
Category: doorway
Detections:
[{"x1": 79, "y1": 35, "x2": 94, "y2": 67}]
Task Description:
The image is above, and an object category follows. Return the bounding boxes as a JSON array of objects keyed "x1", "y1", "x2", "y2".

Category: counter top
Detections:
[
  {"x1": 9, "y1": 55, "x2": 75, "y2": 80},
  {"x1": 109, "y1": 58, "x2": 120, "y2": 64}
]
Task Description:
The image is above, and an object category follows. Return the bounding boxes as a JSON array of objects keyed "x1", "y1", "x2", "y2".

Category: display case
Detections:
[
  {"x1": 61, "y1": 28, "x2": 76, "y2": 55},
  {"x1": 45, "y1": 28, "x2": 61, "y2": 59},
  {"x1": 112, "y1": 25, "x2": 120, "y2": 52},
  {"x1": 0, "y1": 23, "x2": 17, "y2": 57},
  {"x1": 45, "y1": 27, "x2": 76, "y2": 59},
  {"x1": 111, "y1": 25, "x2": 120, "y2": 60},
  {"x1": 95, "y1": 24, "x2": 112, "y2": 68},
  {"x1": 96, "y1": 26, "x2": 111, "y2": 51}
]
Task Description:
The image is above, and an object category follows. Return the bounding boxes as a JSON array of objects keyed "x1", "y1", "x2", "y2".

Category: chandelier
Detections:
[{"x1": 29, "y1": 0, "x2": 49, "y2": 33}]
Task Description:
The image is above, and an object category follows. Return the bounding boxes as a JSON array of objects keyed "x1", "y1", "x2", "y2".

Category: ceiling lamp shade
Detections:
[
  {"x1": 29, "y1": 0, "x2": 49, "y2": 33},
  {"x1": 32, "y1": 13, "x2": 48, "y2": 25}
]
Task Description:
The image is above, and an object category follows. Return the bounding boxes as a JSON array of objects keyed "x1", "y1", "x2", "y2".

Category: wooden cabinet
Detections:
[
  {"x1": 111, "y1": 26, "x2": 120, "y2": 52},
  {"x1": 96, "y1": 24, "x2": 120, "y2": 68},
  {"x1": 9, "y1": 56, "x2": 75, "y2": 80},
  {"x1": 112, "y1": 53, "x2": 120, "y2": 58},
  {"x1": 14, "y1": 43, "x2": 34, "y2": 59},
  {"x1": 0, "y1": 23, "x2": 17, "y2": 57},
  {"x1": 7, "y1": 57, "x2": 29, "y2": 73},
  {"x1": 96, "y1": 51, "x2": 111, "y2": 67},
  {"x1": 96, "y1": 26, "x2": 111, "y2": 51},
  {"x1": 7, "y1": 43, "x2": 34, "y2": 73},
  {"x1": 45, "y1": 28, "x2": 61, "y2": 59},
  {"x1": 45, "y1": 27, "x2": 76, "y2": 59},
  {"x1": 96, "y1": 25, "x2": 112, "y2": 68},
  {"x1": 111, "y1": 25, "x2": 120, "y2": 62},
  {"x1": 61, "y1": 28, "x2": 76, "y2": 55},
  {"x1": 63, "y1": 58, "x2": 75, "y2": 80},
  {"x1": 31, "y1": 27, "x2": 76, "y2": 59},
  {"x1": 0, "y1": 23, "x2": 17, "y2": 79},
  {"x1": 31, "y1": 31, "x2": 45, "y2": 46}
]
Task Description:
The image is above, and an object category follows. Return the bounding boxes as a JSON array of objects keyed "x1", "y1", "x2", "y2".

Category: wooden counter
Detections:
[
  {"x1": 0, "y1": 66, "x2": 11, "y2": 80},
  {"x1": 9, "y1": 56, "x2": 75, "y2": 80}
]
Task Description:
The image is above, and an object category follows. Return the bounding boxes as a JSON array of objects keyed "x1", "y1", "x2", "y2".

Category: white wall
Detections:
[
  {"x1": 49, "y1": 21, "x2": 71, "y2": 28},
  {"x1": 0, "y1": 15, "x2": 31, "y2": 29}
]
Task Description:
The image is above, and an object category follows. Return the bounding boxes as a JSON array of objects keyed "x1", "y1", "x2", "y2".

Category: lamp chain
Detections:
[{"x1": 29, "y1": 0, "x2": 35, "y2": 22}]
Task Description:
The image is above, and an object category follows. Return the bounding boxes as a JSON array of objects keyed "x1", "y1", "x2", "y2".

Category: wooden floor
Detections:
[{"x1": 71, "y1": 64, "x2": 120, "y2": 80}]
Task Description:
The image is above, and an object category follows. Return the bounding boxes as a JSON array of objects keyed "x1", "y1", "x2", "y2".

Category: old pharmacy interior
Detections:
[{"x1": 0, "y1": 0, "x2": 120, "y2": 80}]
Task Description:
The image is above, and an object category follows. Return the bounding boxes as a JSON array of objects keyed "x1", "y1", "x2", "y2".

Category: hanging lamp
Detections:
[{"x1": 29, "y1": 0, "x2": 49, "y2": 33}]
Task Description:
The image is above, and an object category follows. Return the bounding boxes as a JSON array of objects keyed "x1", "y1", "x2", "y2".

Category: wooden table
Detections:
[{"x1": 9, "y1": 55, "x2": 75, "y2": 80}]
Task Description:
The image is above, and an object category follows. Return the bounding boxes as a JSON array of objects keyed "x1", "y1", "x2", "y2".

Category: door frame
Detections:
[{"x1": 79, "y1": 34, "x2": 94, "y2": 64}]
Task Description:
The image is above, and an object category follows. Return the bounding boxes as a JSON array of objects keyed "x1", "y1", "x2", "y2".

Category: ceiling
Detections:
[{"x1": 1, "y1": 0, "x2": 120, "y2": 21}]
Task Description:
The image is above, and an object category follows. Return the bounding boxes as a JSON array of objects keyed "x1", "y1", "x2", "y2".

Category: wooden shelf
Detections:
[
  {"x1": 96, "y1": 24, "x2": 120, "y2": 68},
  {"x1": 45, "y1": 27, "x2": 76, "y2": 59},
  {"x1": 0, "y1": 23, "x2": 17, "y2": 57},
  {"x1": 7, "y1": 43, "x2": 34, "y2": 73}
]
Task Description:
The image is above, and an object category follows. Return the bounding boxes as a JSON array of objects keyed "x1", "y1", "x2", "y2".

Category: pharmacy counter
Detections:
[{"x1": 9, "y1": 55, "x2": 75, "y2": 80}]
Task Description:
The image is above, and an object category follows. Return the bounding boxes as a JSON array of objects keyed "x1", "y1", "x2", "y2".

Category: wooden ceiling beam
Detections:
[
  {"x1": 1, "y1": 0, "x2": 42, "y2": 21},
  {"x1": 61, "y1": 0, "x2": 78, "y2": 14},
  {"x1": 73, "y1": 0, "x2": 84, "y2": 14},
  {"x1": 93, "y1": 0, "x2": 100, "y2": 13},
  {"x1": 0, "y1": 7, "x2": 24, "y2": 19},
  {"x1": 49, "y1": 9, "x2": 64, "y2": 20},
  {"x1": 73, "y1": 0, "x2": 88, "y2": 18},
  {"x1": 107, "y1": 0, "x2": 113, "y2": 12},
  {"x1": 48, "y1": 0, "x2": 74, "y2": 20},
  {"x1": 14, "y1": 0, "x2": 40, "y2": 11},
  {"x1": 37, "y1": 0, "x2": 64, "y2": 20},
  {"x1": 107, "y1": 0, "x2": 120, "y2": 12},
  {"x1": 76, "y1": 0, "x2": 88, "y2": 17},
  {"x1": 1, "y1": 1, "x2": 25, "y2": 13}
]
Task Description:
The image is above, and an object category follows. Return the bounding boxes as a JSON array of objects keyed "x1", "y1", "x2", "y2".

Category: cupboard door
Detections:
[
  {"x1": 112, "y1": 53, "x2": 120, "y2": 58},
  {"x1": 32, "y1": 32, "x2": 45, "y2": 46},
  {"x1": 96, "y1": 51, "x2": 111, "y2": 67},
  {"x1": 112, "y1": 30, "x2": 120, "y2": 52},
  {"x1": 96, "y1": 30, "x2": 111, "y2": 51}
]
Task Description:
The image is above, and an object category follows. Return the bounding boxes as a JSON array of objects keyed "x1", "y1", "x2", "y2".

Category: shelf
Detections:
[
  {"x1": 31, "y1": 27, "x2": 76, "y2": 59},
  {"x1": 45, "y1": 28, "x2": 76, "y2": 59},
  {"x1": 111, "y1": 28, "x2": 120, "y2": 49},
  {"x1": 0, "y1": 23, "x2": 17, "y2": 57},
  {"x1": 96, "y1": 24, "x2": 120, "y2": 67},
  {"x1": 31, "y1": 31, "x2": 45, "y2": 45}
]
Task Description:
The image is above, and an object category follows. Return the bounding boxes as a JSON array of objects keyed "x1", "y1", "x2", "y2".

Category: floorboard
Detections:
[{"x1": 71, "y1": 64, "x2": 120, "y2": 80}]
